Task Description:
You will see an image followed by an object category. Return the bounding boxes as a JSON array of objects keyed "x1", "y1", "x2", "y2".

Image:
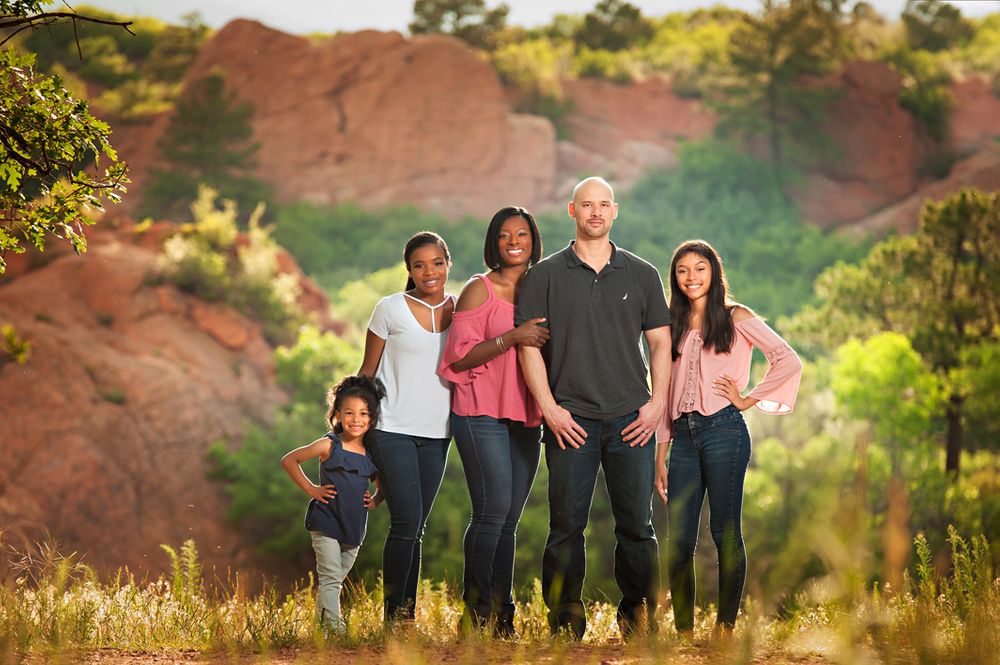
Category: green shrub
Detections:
[
  {"x1": 1, "y1": 324, "x2": 31, "y2": 365},
  {"x1": 572, "y1": 46, "x2": 636, "y2": 82},
  {"x1": 883, "y1": 46, "x2": 954, "y2": 141},
  {"x1": 490, "y1": 38, "x2": 576, "y2": 136},
  {"x1": 274, "y1": 325, "x2": 361, "y2": 404},
  {"x1": 157, "y1": 187, "x2": 303, "y2": 343}
]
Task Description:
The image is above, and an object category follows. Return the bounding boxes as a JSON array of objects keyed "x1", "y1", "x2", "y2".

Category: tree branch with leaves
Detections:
[{"x1": 0, "y1": 0, "x2": 131, "y2": 273}]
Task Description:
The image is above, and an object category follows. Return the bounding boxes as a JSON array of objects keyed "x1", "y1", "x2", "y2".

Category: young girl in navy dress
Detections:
[{"x1": 281, "y1": 375, "x2": 387, "y2": 631}]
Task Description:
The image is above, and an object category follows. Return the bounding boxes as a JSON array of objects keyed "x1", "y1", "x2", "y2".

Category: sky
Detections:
[{"x1": 76, "y1": 0, "x2": 1000, "y2": 35}]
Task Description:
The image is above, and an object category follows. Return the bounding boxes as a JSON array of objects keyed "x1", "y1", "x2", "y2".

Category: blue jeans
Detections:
[
  {"x1": 666, "y1": 405, "x2": 752, "y2": 630},
  {"x1": 310, "y1": 532, "x2": 360, "y2": 631},
  {"x1": 452, "y1": 414, "x2": 541, "y2": 622},
  {"x1": 368, "y1": 429, "x2": 450, "y2": 620},
  {"x1": 542, "y1": 410, "x2": 659, "y2": 638}
]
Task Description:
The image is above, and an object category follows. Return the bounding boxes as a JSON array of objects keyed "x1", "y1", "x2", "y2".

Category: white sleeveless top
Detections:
[{"x1": 367, "y1": 292, "x2": 455, "y2": 439}]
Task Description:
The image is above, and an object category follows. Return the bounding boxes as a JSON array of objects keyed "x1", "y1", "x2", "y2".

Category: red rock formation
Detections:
[
  {"x1": 106, "y1": 22, "x2": 1000, "y2": 233},
  {"x1": 0, "y1": 222, "x2": 333, "y2": 577},
  {"x1": 111, "y1": 21, "x2": 714, "y2": 220},
  {"x1": 949, "y1": 77, "x2": 1000, "y2": 153},
  {"x1": 788, "y1": 61, "x2": 936, "y2": 228},
  {"x1": 182, "y1": 21, "x2": 555, "y2": 220},
  {"x1": 556, "y1": 77, "x2": 715, "y2": 192},
  {"x1": 845, "y1": 147, "x2": 1000, "y2": 236}
]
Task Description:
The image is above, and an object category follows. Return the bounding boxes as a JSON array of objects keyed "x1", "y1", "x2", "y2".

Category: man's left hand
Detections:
[{"x1": 621, "y1": 399, "x2": 665, "y2": 448}]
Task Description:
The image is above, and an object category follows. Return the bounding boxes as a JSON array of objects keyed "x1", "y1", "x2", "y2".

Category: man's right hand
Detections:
[{"x1": 544, "y1": 404, "x2": 588, "y2": 449}]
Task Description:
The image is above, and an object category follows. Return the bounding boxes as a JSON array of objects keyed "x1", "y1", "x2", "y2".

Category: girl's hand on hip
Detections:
[
  {"x1": 308, "y1": 483, "x2": 337, "y2": 504},
  {"x1": 712, "y1": 375, "x2": 752, "y2": 410}
]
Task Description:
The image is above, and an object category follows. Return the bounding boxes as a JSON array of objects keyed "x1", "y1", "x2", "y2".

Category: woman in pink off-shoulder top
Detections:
[
  {"x1": 438, "y1": 206, "x2": 549, "y2": 638},
  {"x1": 654, "y1": 240, "x2": 802, "y2": 636}
]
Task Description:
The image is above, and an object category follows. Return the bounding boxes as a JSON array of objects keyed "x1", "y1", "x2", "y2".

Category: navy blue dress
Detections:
[{"x1": 304, "y1": 433, "x2": 379, "y2": 547}]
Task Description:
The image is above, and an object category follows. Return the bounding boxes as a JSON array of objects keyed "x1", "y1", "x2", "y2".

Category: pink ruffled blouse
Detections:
[
  {"x1": 657, "y1": 316, "x2": 803, "y2": 442},
  {"x1": 438, "y1": 275, "x2": 542, "y2": 427}
]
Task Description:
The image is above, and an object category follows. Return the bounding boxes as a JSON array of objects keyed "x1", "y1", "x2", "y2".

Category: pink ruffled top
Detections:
[
  {"x1": 657, "y1": 316, "x2": 803, "y2": 442},
  {"x1": 438, "y1": 275, "x2": 542, "y2": 427}
]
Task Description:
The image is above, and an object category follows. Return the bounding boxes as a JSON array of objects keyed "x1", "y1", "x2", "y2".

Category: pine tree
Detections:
[
  {"x1": 409, "y1": 0, "x2": 509, "y2": 50},
  {"x1": 139, "y1": 72, "x2": 269, "y2": 222},
  {"x1": 713, "y1": 0, "x2": 848, "y2": 181}
]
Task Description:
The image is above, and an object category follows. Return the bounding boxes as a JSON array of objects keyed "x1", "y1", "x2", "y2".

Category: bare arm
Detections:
[
  {"x1": 622, "y1": 325, "x2": 672, "y2": 447},
  {"x1": 452, "y1": 319, "x2": 549, "y2": 371},
  {"x1": 280, "y1": 438, "x2": 336, "y2": 503},
  {"x1": 450, "y1": 278, "x2": 549, "y2": 372},
  {"x1": 518, "y1": 345, "x2": 587, "y2": 449},
  {"x1": 655, "y1": 439, "x2": 670, "y2": 504},
  {"x1": 359, "y1": 330, "x2": 386, "y2": 377}
]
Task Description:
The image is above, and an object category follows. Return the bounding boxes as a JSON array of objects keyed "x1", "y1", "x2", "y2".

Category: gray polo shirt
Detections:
[{"x1": 515, "y1": 241, "x2": 671, "y2": 420}]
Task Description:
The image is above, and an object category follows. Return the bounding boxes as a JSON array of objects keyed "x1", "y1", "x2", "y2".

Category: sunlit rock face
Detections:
[
  {"x1": 0, "y1": 222, "x2": 332, "y2": 578},
  {"x1": 111, "y1": 20, "x2": 998, "y2": 231}
]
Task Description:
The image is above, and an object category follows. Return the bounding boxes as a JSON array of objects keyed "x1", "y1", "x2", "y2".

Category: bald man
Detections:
[{"x1": 516, "y1": 176, "x2": 672, "y2": 640}]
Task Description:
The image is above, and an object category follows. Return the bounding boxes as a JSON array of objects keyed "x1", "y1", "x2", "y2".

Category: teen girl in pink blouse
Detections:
[
  {"x1": 438, "y1": 206, "x2": 548, "y2": 638},
  {"x1": 654, "y1": 240, "x2": 802, "y2": 635}
]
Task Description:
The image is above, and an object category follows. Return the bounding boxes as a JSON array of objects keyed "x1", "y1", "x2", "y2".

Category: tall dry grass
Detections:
[{"x1": 1, "y1": 531, "x2": 997, "y2": 663}]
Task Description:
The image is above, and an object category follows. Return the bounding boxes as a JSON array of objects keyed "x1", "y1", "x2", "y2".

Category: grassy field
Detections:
[{"x1": 3, "y1": 533, "x2": 998, "y2": 664}]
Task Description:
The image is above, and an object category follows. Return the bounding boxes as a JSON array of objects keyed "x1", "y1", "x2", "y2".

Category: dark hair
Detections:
[
  {"x1": 483, "y1": 206, "x2": 543, "y2": 270},
  {"x1": 668, "y1": 240, "x2": 735, "y2": 360},
  {"x1": 325, "y1": 374, "x2": 387, "y2": 446},
  {"x1": 403, "y1": 231, "x2": 451, "y2": 291}
]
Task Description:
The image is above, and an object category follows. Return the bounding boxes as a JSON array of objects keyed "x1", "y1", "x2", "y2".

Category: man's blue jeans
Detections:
[
  {"x1": 542, "y1": 410, "x2": 659, "y2": 638},
  {"x1": 452, "y1": 414, "x2": 541, "y2": 623},
  {"x1": 368, "y1": 429, "x2": 450, "y2": 621},
  {"x1": 666, "y1": 405, "x2": 752, "y2": 630}
]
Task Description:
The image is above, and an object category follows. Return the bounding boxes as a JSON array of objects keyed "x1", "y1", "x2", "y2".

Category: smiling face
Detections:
[
  {"x1": 568, "y1": 179, "x2": 618, "y2": 240},
  {"x1": 497, "y1": 215, "x2": 533, "y2": 268},
  {"x1": 674, "y1": 251, "x2": 713, "y2": 303},
  {"x1": 407, "y1": 243, "x2": 450, "y2": 299},
  {"x1": 334, "y1": 395, "x2": 371, "y2": 442}
]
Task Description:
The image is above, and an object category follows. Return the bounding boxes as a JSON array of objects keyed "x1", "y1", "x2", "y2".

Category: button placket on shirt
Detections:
[{"x1": 681, "y1": 332, "x2": 702, "y2": 413}]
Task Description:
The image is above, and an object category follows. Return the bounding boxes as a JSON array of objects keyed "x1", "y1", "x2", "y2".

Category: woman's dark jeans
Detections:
[
  {"x1": 452, "y1": 414, "x2": 541, "y2": 623},
  {"x1": 666, "y1": 405, "x2": 752, "y2": 630},
  {"x1": 368, "y1": 429, "x2": 450, "y2": 621}
]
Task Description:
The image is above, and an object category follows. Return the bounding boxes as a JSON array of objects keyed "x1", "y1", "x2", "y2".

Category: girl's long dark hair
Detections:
[
  {"x1": 403, "y1": 231, "x2": 451, "y2": 291},
  {"x1": 668, "y1": 240, "x2": 735, "y2": 360},
  {"x1": 326, "y1": 374, "x2": 387, "y2": 446},
  {"x1": 483, "y1": 206, "x2": 542, "y2": 269}
]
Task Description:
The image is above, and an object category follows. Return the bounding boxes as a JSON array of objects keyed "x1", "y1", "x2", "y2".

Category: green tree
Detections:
[
  {"x1": 574, "y1": 0, "x2": 654, "y2": 52},
  {"x1": 832, "y1": 332, "x2": 941, "y2": 474},
  {"x1": 882, "y1": 46, "x2": 953, "y2": 143},
  {"x1": 139, "y1": 72, "x2": 269, "y2": 221},
  {"x1": 409, "y1": 0, "x2": 509, "y2": 50},
  {"x1": 713, "y1": 0, "x2": 848, "y2": 180},
  {"x1": 142, "y1": 12, "x2": 209, "y2": 83},
  {"x1": 490, "y1": 37, "x2": 575, "y2": 135},
  {"x1": 789, "y1": 189, "x2": 1000, "y2": 475},
  {"x1": 902, "y1": 0, "x2": 974, "y2": 53},
  {"x1": 0, "y1": 1, "x2": 131, "y2": 273}
]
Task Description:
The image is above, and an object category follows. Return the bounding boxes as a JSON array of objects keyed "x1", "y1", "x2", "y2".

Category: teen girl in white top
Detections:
[
  {"x1": 359, "y1": 231, "x2": 456, "y2": 623},
  {"x1": 367, "y1": 291, "x2": 453, "y2": 438}
]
